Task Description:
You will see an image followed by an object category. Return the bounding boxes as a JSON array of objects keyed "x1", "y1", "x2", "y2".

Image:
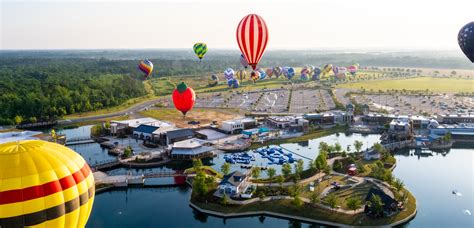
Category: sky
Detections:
[{"x1": 1, "y1": 0, "x2": 473, "y2": 50}]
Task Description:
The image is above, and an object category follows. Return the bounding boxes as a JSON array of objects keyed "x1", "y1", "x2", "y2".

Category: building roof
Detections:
[
  {"x1": 219, "y1": 171, "x2": 247, "y2": 187},
  {"x1": 365, "y1": 187, "x2": 398, "y2": 211},
  {"x1": 133, "y1": 124, "x2": 160, "y2": 134},
  {"x1": 111, "y1": 118, "x2": 160, "y2": 128},
  {"x1": 172, "y1": 139, "x2": 203, "y2": 149},
  {"x1": 171, "y1": 145, "x2": 214, "y2": 156},
  {"x1": 0, "y1": 131, "x2": 42, "y2": 144},
  {"x1": 166, "y1": 128, "x2": 195, "y2": 139}
]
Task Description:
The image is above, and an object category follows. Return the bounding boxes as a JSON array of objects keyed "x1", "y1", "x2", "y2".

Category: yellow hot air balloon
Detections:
[{"x1": 0, "y1": 140, "x2": 95, "y2": 228}]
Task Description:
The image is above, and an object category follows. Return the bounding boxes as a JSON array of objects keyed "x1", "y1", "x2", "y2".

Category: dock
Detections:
[{"x1": 278, "y1": 146, "x2": 313, "y2": 160}]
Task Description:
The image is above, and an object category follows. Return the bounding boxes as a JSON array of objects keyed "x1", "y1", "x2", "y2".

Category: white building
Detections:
[
  {"x1": 110, "y1": 118, "x2": 174, "y2": 135},
  {"x1": 220, "y1": 120, "x2": 244, "y2": 134},
  {"x1": 217, "y1": 171, "x2": 249, "y2": 197},
  {"x1": 170, "y1": 138, "x2": 214, "y2": 159},
  {"x1": 363, "y1": 150, "x2": 381, "y2": 160}
]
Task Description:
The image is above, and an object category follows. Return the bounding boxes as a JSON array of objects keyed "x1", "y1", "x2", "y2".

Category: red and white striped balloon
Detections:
[{"x1": 236, "y1": 14, "x2": 269, "y2": 70}]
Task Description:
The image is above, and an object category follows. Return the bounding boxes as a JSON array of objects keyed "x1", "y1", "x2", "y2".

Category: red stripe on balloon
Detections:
[{"x1": 0, "y1": 163, "x2": 91, "y2": 205}]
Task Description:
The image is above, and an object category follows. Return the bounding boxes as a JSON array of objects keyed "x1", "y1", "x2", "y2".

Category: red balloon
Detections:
[
  {"x1": 236, "y1": 14, "x2": 269, "y2": 70},
  {"x1": 172, "y1": 82, "x2": 196, "y2": 116}
]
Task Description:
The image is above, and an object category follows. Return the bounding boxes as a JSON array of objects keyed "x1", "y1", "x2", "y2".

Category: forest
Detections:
[{"x1": 1, "y1": 49, "x2": 473, "y2": 125}]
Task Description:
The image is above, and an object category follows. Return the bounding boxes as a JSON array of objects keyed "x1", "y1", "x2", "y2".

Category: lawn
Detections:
[
  {"x1": 337, "y1": 77, "x2": 474, "y2": 93},
  {"x1": 322, "y1": 181, "x2": 376, "y2": 210},
  {"x1": 140, "y1": 108, "x2": 241, "y2": 128}
]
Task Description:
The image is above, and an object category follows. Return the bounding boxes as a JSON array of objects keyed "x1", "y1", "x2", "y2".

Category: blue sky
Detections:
[{"x1": 1, "y1": 0, "x2": 473, "y2": 50}]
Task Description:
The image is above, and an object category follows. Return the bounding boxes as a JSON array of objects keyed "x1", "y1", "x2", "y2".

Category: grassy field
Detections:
[
  {"x1": 140, "y1": 108, "x2": 241, "y2": 128},
  {"x1": 337, "y1": 77, "x2": 474, "y2": 93}
]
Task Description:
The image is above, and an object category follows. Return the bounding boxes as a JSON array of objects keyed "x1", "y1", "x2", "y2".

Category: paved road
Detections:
[{"x1": 58, "y1": 98, "x2": 164, "y2": 125}]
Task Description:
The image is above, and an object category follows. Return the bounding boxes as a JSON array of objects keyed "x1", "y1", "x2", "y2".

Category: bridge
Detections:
[
  {"x1": 91, "y1": 160, "x2": 121, "y2": 171},
  {"x1": 94, "y1": 170, "x2": 187, "y2": 188},
  {"x1": 65, "y1": 135, "x2": 95, "y2": 146}
]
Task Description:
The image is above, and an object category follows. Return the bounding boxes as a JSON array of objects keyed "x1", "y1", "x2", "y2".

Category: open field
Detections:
[
  {"x1": 337, "y1": 77, "x2": 474, "y2": 93},
  {"x1": 139, "y1": 108, "x2": 241, "y2": 128}
]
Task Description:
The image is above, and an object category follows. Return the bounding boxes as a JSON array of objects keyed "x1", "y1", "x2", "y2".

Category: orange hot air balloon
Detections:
[
  {"x1": 172, "y1": 82, "x2": 196, "y2": 117},
  {"x1": 236, "y1": 14, "x2": 269, "y2": 70}
]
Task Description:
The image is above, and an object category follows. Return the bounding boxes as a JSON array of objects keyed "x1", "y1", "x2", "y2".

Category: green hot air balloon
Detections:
[{"x1": 193, "y1": 43, "x2": 208, "y2": 62}]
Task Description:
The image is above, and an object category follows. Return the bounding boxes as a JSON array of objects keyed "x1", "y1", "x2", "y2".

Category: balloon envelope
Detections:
[
  {"x1": 236, "y1": 14, "x2": 269, "y2": 70},
  {"x1": 458, "y1": 22, "x2": 474, "y2": 62},
  {"x1": 236, "y1": 70, "x2": 247, "y2": 80},
  {"x1": 172, "y1": 82, "x2": 196, "y2": 116},
  {"x1": 224, "y1": 68, "x2": 235, "y2": 80},
  {"x1": 193, "y1": 43, "x2": 208, "y2": 60},
  {"x1": 250, "y1": 70, "x2": 260, "y2": 82},
  {"x1": 0, "y1": 140, "x2": 95, "y2": 228},
  {"x1": 312, "y1": 67, "x2": 321, "y2": 80},
  {"x1": 240, "y1": 54, "x2": 249, "y2": 68},
  {"x1": 257, "y1": 68, "x2": 267, "y2": 80},
  {"x1": 138, "y1": 59, "x2": 153, "y2": 77},
  {"x1": 273, "y1": 66, "x2": 282, "y2": 77},
  {"x1": 208, "y1": 74, "x2": 219, "y2": 87},
  {"x1": 283, "y1": 67, "x2": 295, "y2": 80},
  {"x1": 265, "y1": 68, "x2": 274, "y2": 77}
]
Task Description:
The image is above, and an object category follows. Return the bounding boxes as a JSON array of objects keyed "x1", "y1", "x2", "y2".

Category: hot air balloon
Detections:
[
  {"x1": 333, "y1": 66, "x2": 347, "y2": 80},
  {"x1": 265, "y1": 68, "x2": 274, "y2": 78},
  {"x1": 138, "y1": 59, "x2": 153, "y2": 79},
  {"x1": 240, "y1": 54, "x2": 249, "y2": 69},
  {"x1": 227, "y1": 79, "x2": 240, "y2": 89},
  {"x1": 236, "y1": 14, "x2": 269, "y2": 70},
  {"x1": 236, "y1": 69, "x2": 247, "y2": 81},
  {"x1": 193, "y1": 43, "x2": 208, "y2": 61},
  {"x1": 301, "y1": 67, "x2": 310, "y2": 80},
  {"x1": 458, "y1": 22, "x2": 474, "y2": 62},
  {"x1": 224, "y1": 68, "x2": 235, "y2": 81},
  {"x1": 321, "y1": 64, "x2": 333, "y2": 78},
  {"x1": 273, "y1": 66, "x2": 282, "y2": 78},
  {"x1": 250, "y1": 70, "x2": 260, "y2": 83},
  {"x1": 208, "y1": 74, "x2": 219, "y2": 87},
  {"x1": 0, "y1": 140, "x2": 95, "y2": 227},
  {"x1": 307, "y1": 65, "x2": 315, "y2": 75},
  {"x1": 257, "y1": 68, "x2": 267, "y2": 80},
  {"x1": 348, "y1": 65, "x2": 358, "y2": 76},
  {"x1": 172, "y1": 82, "x2": 196, "y2": 117},
  {"x1": 312, "y1": 67, "x2": 321, "y2": 81},
  {"x1": 283, "y1": 67, "x2": 295, "y2": 80}
]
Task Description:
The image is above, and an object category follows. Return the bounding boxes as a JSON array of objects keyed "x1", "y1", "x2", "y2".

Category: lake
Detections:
[{"x1": 62, "y1": 126, "x2": 472, "y2": 227}]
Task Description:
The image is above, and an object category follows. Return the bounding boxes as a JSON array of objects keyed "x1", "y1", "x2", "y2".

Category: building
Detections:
[
  {"x1": 132, "y1": 124, "x2": 160, "y2": 140},
  {"x1": 333, "y1": 111, "x2": 353, "y2": 125},
  {"x1": 219, "y1": 118, "x2": 257, "y2": 134},
  {"x1": 410, "y1": 116, "x2": 430, "y2": 129},
  {"x1": 0, "y1": 130, "x2": 43, "y2": 144},
  {"x1": 265, "y1": 116, "x2": 308, "y2": 132},
  {"x1": 170, "y1": 139, "x2": 214, "y2": 160},
  {"x1": 111, "y1": 118, "x2": 173, "y2": 135},
  {"x1": 429, "y1": 123, "x2": 474, "y2": 141},
  {"x1": 154, "y1": 128, "x2": 196, "y2": 146},
  {"x1": 363, "y1": 150, "x2": 381, "y2": 160},
  {"x1": 439, "y1": 114, "x2": 474, "y2": 124},
  {"x1": 303, "y1": 111, "x2": 352, "y2": 125},
  {"x1": 217, "y1": 171, "x2": 249, "y2": 197},
  {"x1": 388, "y1": 119, "x2": 412, "y2": 140}
]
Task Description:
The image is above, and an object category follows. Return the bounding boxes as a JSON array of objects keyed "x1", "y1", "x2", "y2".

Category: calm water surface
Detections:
[{"x1": 69, "y1": 127, "x2": 472, "y2": 227}]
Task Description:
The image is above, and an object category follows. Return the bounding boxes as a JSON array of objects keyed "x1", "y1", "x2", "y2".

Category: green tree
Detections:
[
  {"x1": 326, "y1": 194, "x2": 338, "y2": 210},
  {"x1": 282, "y1": 163, "x2": 292, "y2": 178},
  {"x1": 368, "y1": 194, "x2": 384, "y2": 217},
  {"x1": 221, "y1": 193, "x2": 229, "y2": 205},
  {"x1": 193, "y1": 159, "x2": 203, "y2": 172},
  {"x1": 354, "y1": 140, "x2": 363, "y2": 153},
  {"x1": 393, "y1": 178, "x2": 405, "y2": 192},
  {"x1": 14, "y1": 115, "x2": 23, "y2": 125},
  {"x1": 334, "y1": 143, "x2": 342, "y2": 153},
  {"x1": 319, "y1": 142, "x2": 329, "y2": 152},
  {"x1": 267, "y1": 167, "x2": 276, "y2": 180},
  {"x1": 310, "y1": 192, "x2": 319, "y2": 205},
  {"x1": 292, "y1": 195, "x2": 303, "y2": 207},
  {"x1": 346, "y1": 197, "x2": 362, "y2": 214},
  {"x1": 295, "y1": 159, "x2": 304, "y2": 176},
  {"x1": 220, "y1": 162, "x2": 231, "y2": 175},
  {"x1": 193, "y1": 171, "x2": 208, "y2": 196},
  {"x1": 251, "y1": 167, "x2": 261, "y2": 179},
  {"x1": 123, "y1": 146, "x2": 132, "y2": 158},
  {"x1": 276, "y1": 175, "x2": 285, "y2": 188}
]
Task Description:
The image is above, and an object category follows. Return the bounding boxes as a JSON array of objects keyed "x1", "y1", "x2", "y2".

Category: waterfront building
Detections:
[
  {"x1": 217, "y1": 171, "x2": 249, "y2": 197},
  {"x1": 439, "y1": 114, "x2": 474, "y2": 124},
  {"x1": 154, "y1": 128, "x2": 196, "y2": 146},
  {"x1": 363, "y1": 150, "x2": 381, "y2": 160},
  {"x1": 265, "y1": 116, "x2": 308, "y2": 132},
  {"x1": 111, "y1": 118, "x2": 173, "y2": 135},
  {"x1": 170, "y1": 139, "x2": 214, "y2": 160},
  {"x1": 132, "y1": 124, "x2": 160, "y2": 140},
  {"x1": 429, "y1": 123, "x2": 474, "y2": 141},
  {"x1": 388, "y1": 119, "x2": 412, "y2": 140}
]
